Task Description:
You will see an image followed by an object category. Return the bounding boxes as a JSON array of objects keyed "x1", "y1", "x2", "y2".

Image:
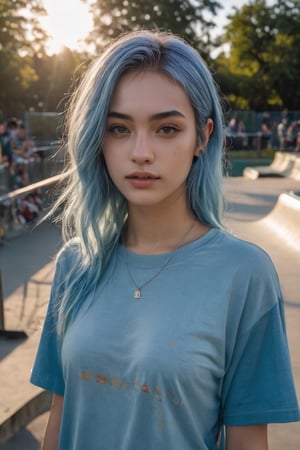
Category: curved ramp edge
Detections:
[
  {"x1": 255, "y1": 192, "x2": 300, "y2": 251},
  {"x1": 290, "y1": 158, "x2": 300, "y2": 181},
  {"x1": 243, "y1": 152, "x2": 298, "y2": 179},
  {"x1": 0, "y1": 332, "x2": 51, "y2": 445},
  {"x1": 0, "y1": 391, "x2": 51, "y2": 445}
]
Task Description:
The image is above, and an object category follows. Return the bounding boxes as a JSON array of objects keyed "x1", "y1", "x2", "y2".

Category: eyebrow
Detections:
[{"x1": 107, "y1": 110, "x2": 186, "y2": 121}]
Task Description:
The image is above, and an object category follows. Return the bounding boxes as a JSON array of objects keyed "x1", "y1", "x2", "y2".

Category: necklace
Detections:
[{"x1": 124, "y1": 221, "x2": 196, "y2": 299}]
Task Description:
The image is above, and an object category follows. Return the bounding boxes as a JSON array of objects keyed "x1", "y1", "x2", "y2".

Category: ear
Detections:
[
  {"x1": 193, "y1": 145, "x2": 204, "y2": 158},
  {"x1": 194, "y1": 118, "x2": 214, "y2": 157}
]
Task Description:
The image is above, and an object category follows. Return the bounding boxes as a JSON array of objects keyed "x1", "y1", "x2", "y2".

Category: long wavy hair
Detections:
[{"x1": 55, "y1": 30, "x2": 226, "y2": 335}]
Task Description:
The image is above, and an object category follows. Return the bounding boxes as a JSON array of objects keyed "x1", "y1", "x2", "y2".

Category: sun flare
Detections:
[{"x1": 41, "y1": 0, "x2": 93, "y2": 54}]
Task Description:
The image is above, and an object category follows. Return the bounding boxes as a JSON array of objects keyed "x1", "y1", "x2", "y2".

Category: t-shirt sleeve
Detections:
[
  {"x1": 30, "y1": 249, "x2": 67, "y2": 396},
  {"x1": 221, "y1": 250, "x2": 300, "y2": 425}
]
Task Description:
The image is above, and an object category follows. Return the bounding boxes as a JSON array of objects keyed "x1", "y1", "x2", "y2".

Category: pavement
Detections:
[
  {"x1": 0, "y1": 176, "x2": 300, "y2": 449},
  {"x1": 0, "y1": 221, "x2": 62, "y2": 449}
]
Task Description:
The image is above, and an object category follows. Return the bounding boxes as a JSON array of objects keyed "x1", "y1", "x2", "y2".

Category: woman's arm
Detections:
[
  {"x1": 226, "y1": 425, "x2": 268, "y2": 450},
  {"x1": 41, "y1": 394, "x2": 64, "y2": 450}
]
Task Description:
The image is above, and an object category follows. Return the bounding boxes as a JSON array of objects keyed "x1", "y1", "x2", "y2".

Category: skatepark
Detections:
[{"x1": 0, "y1": 156, "x2": 299, "y2": 449}]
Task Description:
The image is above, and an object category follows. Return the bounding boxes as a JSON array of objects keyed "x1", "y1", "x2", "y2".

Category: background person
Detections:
[
  {"x1": 277, "y1": 117, "x2": 288, "y2": 151},
  {"x1": 227, "y1": 116, "x2": 247, "y2": 149},
  {"x1": 260, "y1": 112, "x2": 272, "y2": 149},
  {"x1": 0, "y1": 121, "x2": 13, "y2": 167}
]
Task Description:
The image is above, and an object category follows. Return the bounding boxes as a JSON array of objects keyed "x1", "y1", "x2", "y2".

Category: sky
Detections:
[
  {"x1": 40, "y1": 0, "x2": 261, "y2": 54},
  {"x1": 41, "y1": 0, "x2": 93, "y2": 54}
]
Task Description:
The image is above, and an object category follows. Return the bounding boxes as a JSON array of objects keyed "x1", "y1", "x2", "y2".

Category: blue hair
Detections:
[{"x1": 55, "y1": 30, "x2": 226, "y2": 335}]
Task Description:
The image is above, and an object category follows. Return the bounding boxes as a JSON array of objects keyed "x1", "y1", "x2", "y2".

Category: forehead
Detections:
[{"x1": 109, "y1": 70, "x2": 193, "y2": 115}]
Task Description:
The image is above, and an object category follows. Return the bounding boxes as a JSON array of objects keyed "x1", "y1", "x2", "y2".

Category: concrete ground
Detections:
[
  {"x1": 0, "y1": 176, "x2": 299, "y2": 449},
  {"x1": 0, "y1": 221, "x2": 61, "y2": 449}
]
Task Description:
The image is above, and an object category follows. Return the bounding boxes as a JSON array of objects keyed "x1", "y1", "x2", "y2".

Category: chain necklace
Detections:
[{"x1": 124, "y1": 221, "x2": 196, "y2": 299}]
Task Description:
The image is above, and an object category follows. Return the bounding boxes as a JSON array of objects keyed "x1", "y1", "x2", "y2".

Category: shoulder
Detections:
[
  {"x1": 55, "y1": 238, "x2": 82, "y2": 272},
  {"x1": 215, "y1": 229, "x2": 273, "y2": 262},
  {"x1": 190, "y1": 228, "x2": 279, "y2": 287},
  {"x1": 213, "y1": 231, "x2": 283, "y2": 324},
  {"x1": 214, "y1": 229, "x2": 279, "y2": 283}
]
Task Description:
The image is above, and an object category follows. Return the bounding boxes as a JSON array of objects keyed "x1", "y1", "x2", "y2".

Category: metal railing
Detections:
[
  {"x1": 0, "y1": 142, "x2": 63, "y2": 238},
  {"x1": 0, "y1": 173, "x2": 63, "y2": 338},
  {"x1": 0, "y1": 143, "x2": 62, "y2": 191}
]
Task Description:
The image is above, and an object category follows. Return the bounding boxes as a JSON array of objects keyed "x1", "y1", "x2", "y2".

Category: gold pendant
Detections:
[{"x1": 134, "y1": 289, "x2": 141, "y2": 299}]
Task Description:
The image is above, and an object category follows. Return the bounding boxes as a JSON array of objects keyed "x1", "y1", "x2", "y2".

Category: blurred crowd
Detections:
[
  {"x1": 0, "y1": 117, "x2": 41, "y2": 188},
  {"x1": 277, "y1": 118, "x2": 300, "y2": 152},
  {"x1": 0, "y1": 118, "x2": 42, "y2": 234},
  {"x1": 227, "y1": 109, "x2": 300, "y2": 152}
]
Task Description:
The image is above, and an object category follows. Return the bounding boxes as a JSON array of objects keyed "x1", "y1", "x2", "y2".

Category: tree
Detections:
[
  {"x1": 213, "y1": 0, "x2": 300, "y2": 110},
  {"x1": 0, "y1": 0, "x2": 47, "y2": 117},
  {"x1": 85, "y1": 0, "x2": 222, "y2": 55},
  {"x1": 31, "y1": 48, "x2": 86, "y2": 113},
  {"x1": 268, "y1": 0, "x2": 300, "y2": 109}
]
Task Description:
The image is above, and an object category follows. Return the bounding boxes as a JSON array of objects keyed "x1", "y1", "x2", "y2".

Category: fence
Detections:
[
  {"x1": 226, "y1": 110, "x2": 300, "y2": 152},
  {"x1": 24, "y1": 112, "x2": 63, "y2": 145},
  {"x1": 0, "y1": 173, "x2": 63, "y2": 338},
  {"x1": 0, "y1": 143, "x2": 64, "y2": 240},
  {"x1": 0, "y1": 141, "x2": 62, "y2": 193}
]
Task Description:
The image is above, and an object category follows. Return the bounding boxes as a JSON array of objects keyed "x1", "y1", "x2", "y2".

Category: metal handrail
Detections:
[
  {"x1": 0, "y1": 173, "x2": 63, "y2": 204},
  {"x1": 0, "y1": 172, "x2": 64, "y2": 338}
]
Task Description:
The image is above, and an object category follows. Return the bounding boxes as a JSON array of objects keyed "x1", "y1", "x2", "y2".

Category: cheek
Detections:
[
  {"x1": 103, "y1": 156, "x2": 118, "y2": 181},
  {"x1": 102, "y1": 152, "x2": 128, "y2": 197},
  {"x1": 170, "y1": 141, "x2": 196, "y2": 170},
  {"x1": 102, "y1": 142, "x2": 118, "y2": 170},
  {"x1": 102, "y1": 150, "x2": 117, "y2": 183}
]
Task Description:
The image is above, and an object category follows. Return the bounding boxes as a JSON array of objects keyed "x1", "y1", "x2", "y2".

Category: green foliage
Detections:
[
  {"x1": 0, "y1": 0, "x2": 46, "y2": 55},
  {"x1": 86, "y1": 0, "x2": 222, "y2": 54},
  {"x1": 31, "y1": 48, "x2": 86, "y2": 113},
  {"x1": 0, "y1": 1, "x2": 87, "y2": 117},
  {"x1": 214, "y1": 0, "x2": 300, "y2": 110},
  {"x1": 1, "y1": 0, "x2": 300, "y2": 122},
  {"x1": 0, "y1": 0, "x2": 48, "y2": 117}
]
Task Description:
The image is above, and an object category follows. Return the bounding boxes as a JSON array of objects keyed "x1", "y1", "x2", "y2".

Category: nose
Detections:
[{"x1": 131, "y1": 132, "x2": 154, "y2": 164}]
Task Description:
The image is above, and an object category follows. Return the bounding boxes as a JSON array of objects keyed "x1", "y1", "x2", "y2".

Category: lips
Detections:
[
  {"x1": 126, "y1": 172, "x2": 160, "y2": 180},
  {"x1": 125, "y1": 172, "x2": 160, "y2": 188}
]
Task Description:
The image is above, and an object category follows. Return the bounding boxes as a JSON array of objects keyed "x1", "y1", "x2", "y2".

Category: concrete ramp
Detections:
[
  {"x1": 258, "y1": 192, "x2": 300, "y2": 251},
  {"x1": 0, "y1": 333, "x2": 52, "y2": 445},
  {"x1": 230, "y1": 192, "x2": 300, "y2": 253},
  {"x1": 226, "y1": 189, "x2": 300, "y2": 305},
  {"x1": 290, "y1": 158, "x2": 300, "y2": 181},
  {"x1": 0, "y1": 257, "x2": 56, "y2": 446},
  {"x1": 243, "y1": 152, "x2": 297, "y2": 179}
]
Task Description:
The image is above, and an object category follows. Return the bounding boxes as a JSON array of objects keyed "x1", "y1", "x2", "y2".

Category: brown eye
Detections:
[
  {"x1": 108, "y1": 125, "x2": 129, "y2": 135},
  {"x1": 158, "y1": 125, "x2": 179, "y2": 135}
]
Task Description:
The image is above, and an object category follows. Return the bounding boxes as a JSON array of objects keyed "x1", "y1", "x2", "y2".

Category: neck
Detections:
[{"x1": 123, "y1": 206, "x2": 209, "y2": 254}]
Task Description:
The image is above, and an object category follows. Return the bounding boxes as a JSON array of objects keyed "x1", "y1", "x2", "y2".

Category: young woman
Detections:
[{"x1": 30, "y1": 31, "x2": 299, "y2": 450}]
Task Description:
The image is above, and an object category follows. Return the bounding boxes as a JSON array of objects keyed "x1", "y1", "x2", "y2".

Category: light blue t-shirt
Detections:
[{"x1": 30, "y1": 228, "x2": 300, "y2": 449}]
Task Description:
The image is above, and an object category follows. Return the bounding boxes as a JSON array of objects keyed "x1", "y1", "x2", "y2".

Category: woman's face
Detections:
[{"x1": 102, "y1": 70, "x2": 213, "y2": 211}]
